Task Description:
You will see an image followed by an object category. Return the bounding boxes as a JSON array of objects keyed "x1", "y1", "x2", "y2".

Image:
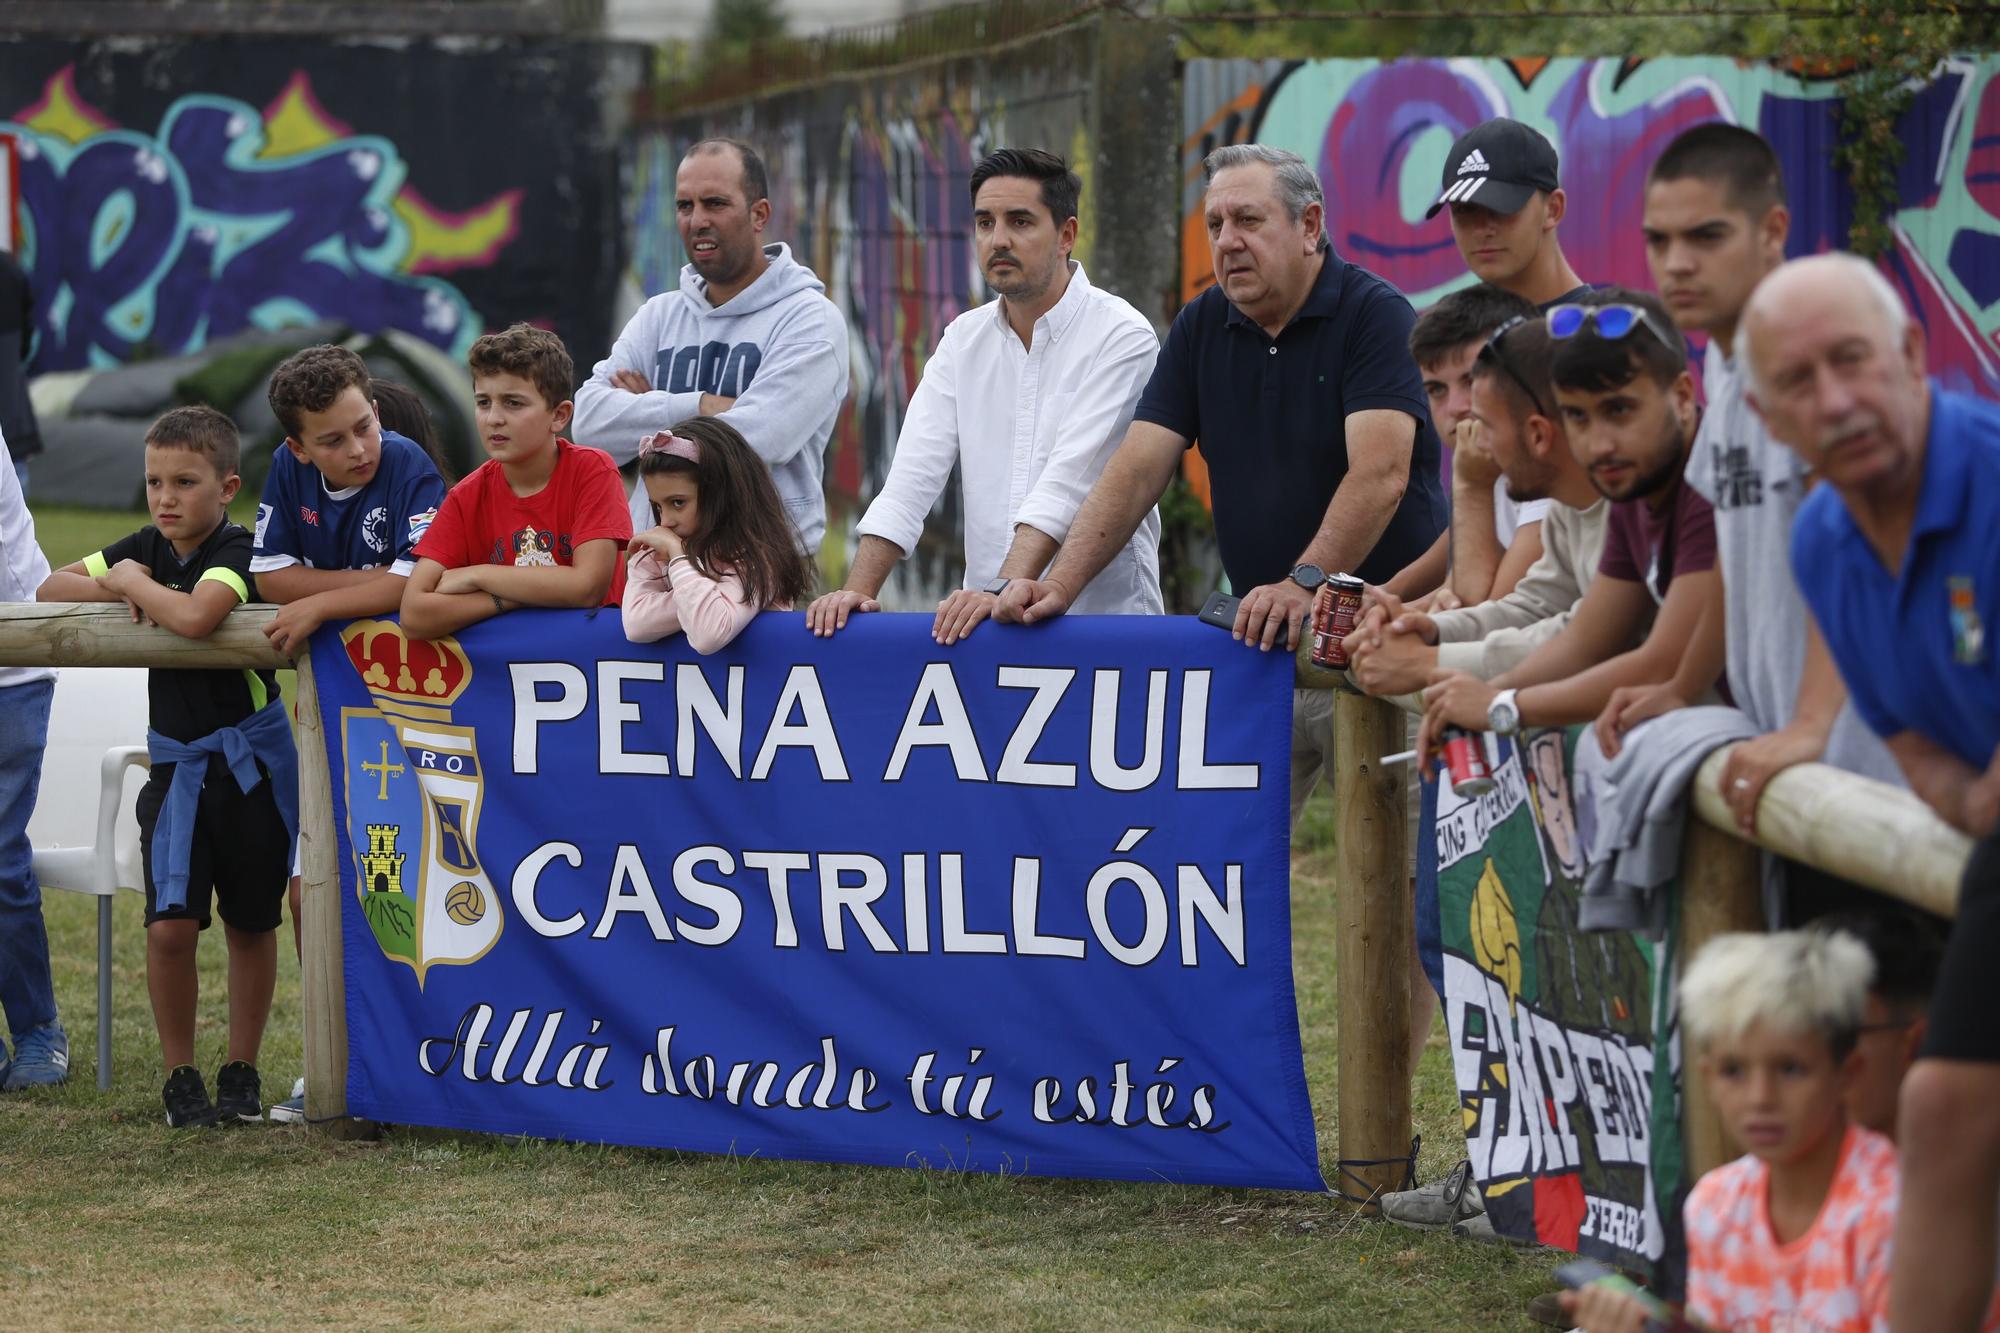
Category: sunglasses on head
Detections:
[
  {"x1": 1476, "y1": 314, "x2": 1551, "y2": 419},
  {"x1": 1547, "y1": 302, "x2": 1680, "y2": 351}
]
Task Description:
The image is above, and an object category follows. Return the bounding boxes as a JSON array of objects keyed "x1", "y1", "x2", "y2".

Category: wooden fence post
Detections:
[
  {"x1": 1676, "y1": 813, "x2": 1763, "y2": 1180},
  {"x1": 1332, "y1": 688, "x2": 1413, "y2": 1205},
  {"x1": 293, "y1": 651, "x2": 361, "y2": 1136}
]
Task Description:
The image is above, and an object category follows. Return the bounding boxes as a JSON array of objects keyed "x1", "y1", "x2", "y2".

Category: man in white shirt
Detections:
[
  {"x1": 806, "y1": 148, "x2": 1162, "y2": 642},
  {"x1": 0, "y1": 426, "x2": 66, "y2": 1089}
]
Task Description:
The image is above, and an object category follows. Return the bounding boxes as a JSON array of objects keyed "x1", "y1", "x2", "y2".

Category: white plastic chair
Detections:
[{"x1": 27, "y1": 668, "x2": 151, "y2": 1090}]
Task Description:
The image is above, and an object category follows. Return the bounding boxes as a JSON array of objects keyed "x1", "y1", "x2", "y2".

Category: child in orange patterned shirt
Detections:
[{"x1": 1565, "y1": 929, "x2": 1885, "y2": 1333}]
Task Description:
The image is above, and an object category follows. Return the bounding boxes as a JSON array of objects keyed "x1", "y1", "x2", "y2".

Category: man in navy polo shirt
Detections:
[
  {"x1": 996, "y1": 142, "x2": 1446, "y2": 790},
  {"x1": 1744, "y1": 251, "x2": 2000, "y2": 1332}
]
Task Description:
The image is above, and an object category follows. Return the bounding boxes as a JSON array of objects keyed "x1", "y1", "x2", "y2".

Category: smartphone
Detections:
[{"x1": 1197, "y1": 591, "x2": 1291, "y2": 650}]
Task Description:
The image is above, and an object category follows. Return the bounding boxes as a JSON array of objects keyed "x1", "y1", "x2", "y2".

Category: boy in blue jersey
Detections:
[
  {"x1": 254, "y1": 344, "x2": 447, "y2": 1120},
  {"x1": 256, "y1": 345, "x2": 448, "y2": 654},
  {"x1": 40, "y1": 407, "x2": 297, "y2": 1127}
]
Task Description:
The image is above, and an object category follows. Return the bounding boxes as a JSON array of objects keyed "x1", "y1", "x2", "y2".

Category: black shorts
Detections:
[
  {"x1": 1922, "y1": 824, "x2": 2000, "y2": 1063},
  {"x1": 136, "y1": 757, "x2": 290, "y2": 932}
]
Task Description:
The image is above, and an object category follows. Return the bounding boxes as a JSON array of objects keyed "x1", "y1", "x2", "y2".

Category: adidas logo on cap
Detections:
[{"x1": 1456, "y1": 149, "x2": 1490, "y2": 176}]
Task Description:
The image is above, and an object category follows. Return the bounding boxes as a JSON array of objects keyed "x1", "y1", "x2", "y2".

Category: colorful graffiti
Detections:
[
  {"x1": 1183, "y1": 56, "x2": 2000, "y2": 393},
  {"x1": 4, "y1": 65, "x2": 521, "y2": 372}
]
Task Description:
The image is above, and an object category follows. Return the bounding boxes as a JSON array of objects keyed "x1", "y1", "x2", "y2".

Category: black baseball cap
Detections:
[{"x1": 1425, "y1": 118, "x2": 1561, "y2": 219}]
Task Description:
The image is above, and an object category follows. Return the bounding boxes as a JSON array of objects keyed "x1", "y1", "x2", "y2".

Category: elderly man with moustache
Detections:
[{"x1": 1743, "y1": 252, "x2": 2000, "y2": 1333}]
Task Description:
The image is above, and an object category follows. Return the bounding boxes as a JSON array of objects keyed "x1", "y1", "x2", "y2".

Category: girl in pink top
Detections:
[{"x1": 622, "y1": 417, "x2": 814, "y2": 653}]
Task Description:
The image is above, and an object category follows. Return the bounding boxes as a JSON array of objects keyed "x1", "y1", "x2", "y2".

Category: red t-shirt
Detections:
[
  {"x1": 1598, "y1": 472, "x2": 1718, "y2": 604},
  {"x1": 415, "y1": 439, "x2": 632, "y2": 605}
]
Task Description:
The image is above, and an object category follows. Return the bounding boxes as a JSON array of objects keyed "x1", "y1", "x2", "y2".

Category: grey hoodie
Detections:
[{"x1": 573, "y1": 243, "x2": 850, "y2": 556}]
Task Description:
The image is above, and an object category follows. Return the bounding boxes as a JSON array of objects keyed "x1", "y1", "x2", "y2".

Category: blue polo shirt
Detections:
[
  {"x1": 1132, "y1": 251, "x2": 1446, "y2": 590},
  {"x1": 1792, "y1": 384, "x2": 2000, "y2": 769}
]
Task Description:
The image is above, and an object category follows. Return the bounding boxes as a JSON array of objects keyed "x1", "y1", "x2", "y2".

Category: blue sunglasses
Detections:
[{"x1": 1547, "y1": 302, "x2": 1679, "y2": 351}]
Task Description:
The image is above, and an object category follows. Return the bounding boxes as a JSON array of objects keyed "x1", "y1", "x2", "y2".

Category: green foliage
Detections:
[
  {"x1": 701, "y1": 0, "x2": 792, "y2": 66},
  {"x1": 1156, "y1": 476, "x2": 1221, "y2": 614},
  {"x1": 1780, "y1": 5, "x2": 1969, "y2": 257}
]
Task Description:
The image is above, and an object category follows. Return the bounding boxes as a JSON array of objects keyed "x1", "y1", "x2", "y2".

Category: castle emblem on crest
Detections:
[{"x1": 339, "y1": 620, "x2": 501, "y2": 984}]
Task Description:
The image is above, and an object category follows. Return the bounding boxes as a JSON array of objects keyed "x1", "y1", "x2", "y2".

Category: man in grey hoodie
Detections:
[{"x1": 573, "y1": 139, "x2": 849, "y2": 558}]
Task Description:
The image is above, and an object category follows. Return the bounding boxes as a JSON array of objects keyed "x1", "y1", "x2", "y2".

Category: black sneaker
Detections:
[
  {"x1": 163, "y1": 1065, "x2": 219, "y2": 1129},
  {"x1": 215, "y1": 1060, "x2": 264, "y2": 1124}
]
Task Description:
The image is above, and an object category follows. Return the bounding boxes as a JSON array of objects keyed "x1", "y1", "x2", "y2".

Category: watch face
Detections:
[
  {"x1": 1291, "y1": 564, "x2": 1327, "y2": 590},
  {"x1": 983, "y1": 578, "x2": 1010, "y2": 596}
]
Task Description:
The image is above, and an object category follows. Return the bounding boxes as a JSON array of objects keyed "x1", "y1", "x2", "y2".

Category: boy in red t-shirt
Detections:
[{"x1": 402, "y1": 323, "x2": 631, "y2": 641}]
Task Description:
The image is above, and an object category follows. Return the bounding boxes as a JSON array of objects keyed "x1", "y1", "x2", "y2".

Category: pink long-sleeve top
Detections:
[{"x1": 620, "y1": 550, "x2": 781, "y2": 653}]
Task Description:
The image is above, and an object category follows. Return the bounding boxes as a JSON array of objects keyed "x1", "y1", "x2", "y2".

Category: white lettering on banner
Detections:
[
  {"x1": 1089, "y1": 668, "x2": 1167, "y2": 790},
  {"x1": 1444, "y1": 954, "x2": 1654, "y2": 1183},
  {"x1": 885, "y1": 663, "x2": 988, "y2": 782},
  {"x1": 1580, "y1": 1195, "x2": 1647, "y2": 1253},
  {"x1": 510, "y1": 662, "x2": 587, "y2": 773},
  {"x1": 417, "y1": 1004, "x2": 615, "y2": 1090},
  {"x1": 1435, "y1": 744, "x2": 1531, "y2": 871},
  {"x1": 598, "y1": 661, "x2": 670, "y2": 775},
  {"x1": 750, "y1": 666, "x2": 849, "y2": 781},
  {"x1": 505, "y1": 661, "x2": 1263, "y2": 794},
  {"x1": 410, "y1": 1006, "x2": 1241, "y2": 1137},
  {"x1": 506, "y1": 840, "x2": 1250, "y2": 966},
  {"x1": 995, "y1": 666, "x2": 1077, "y2": 786},
  {"x1": 1030, "y1": 1055, "x2": 1229, "y2": 1131}
]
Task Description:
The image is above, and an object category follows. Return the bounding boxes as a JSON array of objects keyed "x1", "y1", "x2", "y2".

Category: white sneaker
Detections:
[{"x1": 268, "y1": 1076, "x2": 307, "y2": 1124}]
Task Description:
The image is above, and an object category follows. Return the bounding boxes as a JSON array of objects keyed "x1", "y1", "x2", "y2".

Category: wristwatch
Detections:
[
  {"x1": 1487, "y1": 688, "x2": 1522, "y2": 736},
  {"x1": 1289, "y1": 564, "x2": 1328, "y2": 592},
  {"x1": 982, "y1": 577, "x2": 1010, "y2": 597}
]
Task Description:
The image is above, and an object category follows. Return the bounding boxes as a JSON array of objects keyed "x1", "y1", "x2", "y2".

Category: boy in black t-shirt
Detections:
[{"x1": 41, "y1": 406, "x2": 296, "y2": 1128}]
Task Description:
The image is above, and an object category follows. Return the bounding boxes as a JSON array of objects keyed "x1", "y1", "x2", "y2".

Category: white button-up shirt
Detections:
[{"x1": 856, "y1": 262, "x2": 1163, "y2": 614}]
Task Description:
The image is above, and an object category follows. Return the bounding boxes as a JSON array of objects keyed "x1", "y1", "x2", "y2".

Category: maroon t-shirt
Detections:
[{"x1": 1597, "y1": 473, "x2": 1717, "y2": 603}]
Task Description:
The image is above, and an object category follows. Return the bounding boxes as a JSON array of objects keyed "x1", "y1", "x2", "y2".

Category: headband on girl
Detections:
[{"x1": 638, "y1": 431, "x2": 701, "y2": 464}]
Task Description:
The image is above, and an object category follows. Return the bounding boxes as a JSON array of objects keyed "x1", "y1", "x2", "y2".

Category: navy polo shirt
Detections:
[
  {"x1": 1792, "y1": 385, "x2": 2000, "y2": 769},
  {"x1": 1132, "y1": 251, "x2": 1446, "y2": 589}
]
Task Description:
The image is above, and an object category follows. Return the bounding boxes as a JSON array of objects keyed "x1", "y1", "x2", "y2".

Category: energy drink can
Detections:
[
  {"x1": 1439, "y1": 725, "x2": 1495, "y2": 798},
  {"x1": 1310, "y1": 573, "x2": 1366, "y2": 669}
]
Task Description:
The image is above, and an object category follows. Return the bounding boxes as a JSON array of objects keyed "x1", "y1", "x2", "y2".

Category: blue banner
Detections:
[{"x1": 309, "y1": 611, "x2": 1323, "y2": 1190}]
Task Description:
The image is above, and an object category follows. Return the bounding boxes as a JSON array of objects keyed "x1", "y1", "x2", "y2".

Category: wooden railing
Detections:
[{"x1": 0, "y1": 604, "x2": 355, "y2": 1133}]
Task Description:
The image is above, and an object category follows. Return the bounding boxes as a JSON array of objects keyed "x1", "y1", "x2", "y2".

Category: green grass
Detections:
[
  {"x1": 10, "y1": 499, "x2": 1554, "y2": 1327},
  {"x1": 29, "y1": 497, "x2": 263, "y2": 572},
  {"x1": 0, "y1": 789, "x2": 1559, "y2": 1329}
]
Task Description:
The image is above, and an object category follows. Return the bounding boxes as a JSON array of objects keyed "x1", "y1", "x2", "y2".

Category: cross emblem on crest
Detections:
[{"x1": 362, "y1": 740, "x2": 405, "y2": 800}]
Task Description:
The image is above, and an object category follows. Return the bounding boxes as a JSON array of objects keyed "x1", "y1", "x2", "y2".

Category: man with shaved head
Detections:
[
  {"x1": 1745, "y1": 251, "x2": 2000, "y2": 1331},
  {"x1": 574, "y1": 138, "x2": 849, "y2": 557}
]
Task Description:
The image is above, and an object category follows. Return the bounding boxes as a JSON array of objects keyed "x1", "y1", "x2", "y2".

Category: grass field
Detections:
[{"x1": 6, "y1": 503, "x2": 1557, "y2": 1329}]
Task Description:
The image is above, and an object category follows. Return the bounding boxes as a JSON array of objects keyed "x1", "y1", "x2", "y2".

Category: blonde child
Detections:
[
  {"x1": 623, "y1": 417, "x2": 812, "y2": 653},
  {"x1": 1566, "y1": 930, "x2": 1886, "y2": 1332}
]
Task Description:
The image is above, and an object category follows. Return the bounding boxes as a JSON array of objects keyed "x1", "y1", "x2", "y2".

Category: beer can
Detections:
[
  {"x1": 1310, "y1": 573, "x2": 1367, "y2": 669},
  {"x1": 1439, "y1": 725, "x2": 1495, "y2": 798}
]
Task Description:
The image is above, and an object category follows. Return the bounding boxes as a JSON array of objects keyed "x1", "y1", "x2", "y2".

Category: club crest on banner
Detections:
[{"x1": 337, "y1": 618, "x2": 501, "y2": 985}]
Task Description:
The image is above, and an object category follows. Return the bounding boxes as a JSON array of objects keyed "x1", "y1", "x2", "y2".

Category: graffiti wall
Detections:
[
  {"x1": 628, "y1": 19, "x2": 1179, "y2": 603},
  {"x1": 1183, "y1": 56, "x2": 2000, "y2": 395},
  {"x1": 0, "y1": 38, "x2": 633, "y2": 375}
]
